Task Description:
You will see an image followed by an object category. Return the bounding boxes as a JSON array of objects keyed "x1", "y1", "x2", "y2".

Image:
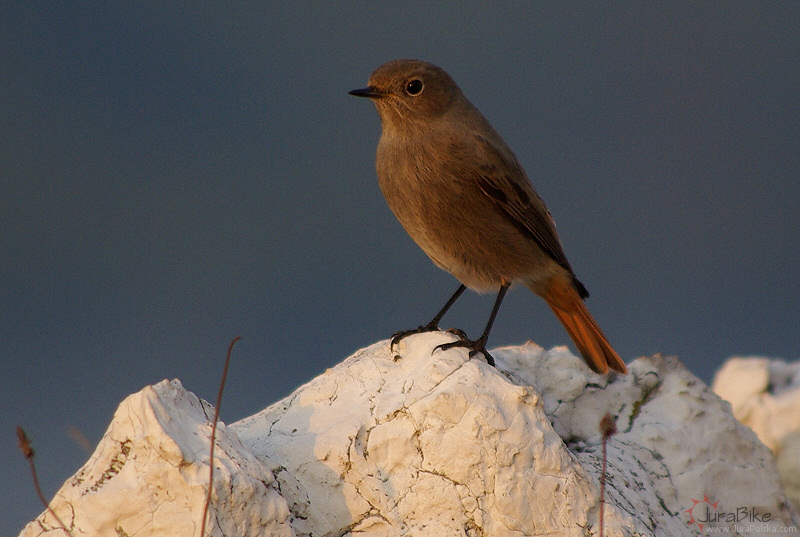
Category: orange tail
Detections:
[{"x1": 538, "y1": 277, "x2": 627, "y2": 375}]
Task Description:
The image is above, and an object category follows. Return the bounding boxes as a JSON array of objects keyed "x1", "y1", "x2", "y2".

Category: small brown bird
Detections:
[{"x1": 350, "y1": 59, "x2": 626, "y2": 375}]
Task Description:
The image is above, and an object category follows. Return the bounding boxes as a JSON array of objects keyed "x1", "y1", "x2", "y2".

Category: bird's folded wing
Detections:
[{"x1": 469, "y1": 135, "x2": 573, "y2": 267}]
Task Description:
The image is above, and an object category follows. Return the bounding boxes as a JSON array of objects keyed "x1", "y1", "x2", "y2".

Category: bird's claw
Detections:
[
  {"x1": 444, "y1": 327, "x2": 469, "y2": 339},
  {"x1": 433, "y1": 335, "x2": 496, "y2": 367},
  {"x1": 390, "y1": 325, "x2": 494, "y2": 367},
  {"x1": 390, "y1": 323, "x2": 440, "y2": 351}
]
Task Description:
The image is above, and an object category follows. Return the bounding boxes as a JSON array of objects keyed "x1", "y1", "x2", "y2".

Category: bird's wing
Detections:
[{"x1": 471, "y1": 134, "x2": 589, "y2": 298}]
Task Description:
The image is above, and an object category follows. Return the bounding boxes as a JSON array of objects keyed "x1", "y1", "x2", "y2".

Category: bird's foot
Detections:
[
  {"x1": 443, "y1": 327, "x2": 469, "y2": 340},
  {"x1": 390, "y1": 322, "x2": 441, "y2": 351},
  {"x1": 433, "y1": 334, "x2": 496, "y2": 367}
]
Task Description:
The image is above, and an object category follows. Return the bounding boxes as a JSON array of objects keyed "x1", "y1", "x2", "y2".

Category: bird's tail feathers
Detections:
[{"x1": 538, "y1": 277, "x2": 627, "y2": 375}]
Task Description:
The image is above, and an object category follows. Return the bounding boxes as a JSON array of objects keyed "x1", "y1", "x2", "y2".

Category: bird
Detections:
[{"x1": 349, "y1": 59, "x2": 626, "y2": 375}]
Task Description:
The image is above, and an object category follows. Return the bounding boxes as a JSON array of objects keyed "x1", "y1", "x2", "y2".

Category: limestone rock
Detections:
[{"x1": 19, "y1": 334, "x2": 800, "y2": 536}]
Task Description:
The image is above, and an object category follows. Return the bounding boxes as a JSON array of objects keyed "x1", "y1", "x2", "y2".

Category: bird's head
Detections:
[{"x1": 350, "y1": 59, "x2": 463, "y2": 125}]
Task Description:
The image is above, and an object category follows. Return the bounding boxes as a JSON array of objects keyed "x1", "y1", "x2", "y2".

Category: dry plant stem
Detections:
[
  {"x1": 16, "y1": 426, "x2": 75, "y2": 537},
  {"x1": 598, "y1": 413, "x2": 617, "y2": 537},
  {"x1": 200, "y1": 335, "x2": 241, "y2": 537}
]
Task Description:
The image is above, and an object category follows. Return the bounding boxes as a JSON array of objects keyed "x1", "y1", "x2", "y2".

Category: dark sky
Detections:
[{"x1": 2, "y1": 3, "x2": 799, "y2": 533}]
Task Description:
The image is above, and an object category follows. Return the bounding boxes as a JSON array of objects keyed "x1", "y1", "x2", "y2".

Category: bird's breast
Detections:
[{"x1": 374, "y1": 134, "x2": 541, "y2": 291}]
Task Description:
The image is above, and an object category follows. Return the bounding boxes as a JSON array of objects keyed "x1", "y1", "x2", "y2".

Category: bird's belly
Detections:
[
  {"x1": 390, "y1": 200, "x2": 553, "y2": 293},
  {"x1": 377, "y1": 143, "x2": 557, "y2": 292}
]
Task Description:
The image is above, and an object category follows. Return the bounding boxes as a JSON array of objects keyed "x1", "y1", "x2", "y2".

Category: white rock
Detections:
[
  {"x1": 712, "y1": 356, "x2": 800, "y2": 510},
  {"x1": 19, "y1": 334, "x2": 800, "y2": 536},
  {"x1": 17, "y1": 379, "x2": 293, "y2": 537}
]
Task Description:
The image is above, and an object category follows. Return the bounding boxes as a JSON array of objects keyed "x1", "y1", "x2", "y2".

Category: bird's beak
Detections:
[{"x1": 349, "y1": 86, "x2": 385, "y2": 99}]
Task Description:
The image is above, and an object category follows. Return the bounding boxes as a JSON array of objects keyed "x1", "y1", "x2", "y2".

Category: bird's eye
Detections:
[{"x1": 405, "y1": 79, "x2": 424, "y2": 96}]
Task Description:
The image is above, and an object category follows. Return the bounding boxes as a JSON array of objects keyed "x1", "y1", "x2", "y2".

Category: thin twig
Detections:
[
  {"x1": 200, "y1": 335, "x2": 241, "y2": 537},
  {"x1": 16, "y1": 426, "x2": 75, "y2": 537},
  {"x1": 598, "y1": 413, "x2": 617, "y2": 537}
]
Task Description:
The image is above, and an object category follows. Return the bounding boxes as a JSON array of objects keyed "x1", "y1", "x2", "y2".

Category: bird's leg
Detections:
[
  {"x1": 390, "y1": 284, "x2": 467, "y2": 349},
  {"x1": 434, "y1": 282, "x2": 510, "y2": 367}
]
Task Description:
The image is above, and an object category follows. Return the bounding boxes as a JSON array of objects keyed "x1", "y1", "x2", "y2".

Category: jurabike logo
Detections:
[
  {"x1": 684, "y1": 495, "x2": 785, "y2": 532},
  {"x1": 685, "y1": 496, "x2": 719, "y2": 530}
]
